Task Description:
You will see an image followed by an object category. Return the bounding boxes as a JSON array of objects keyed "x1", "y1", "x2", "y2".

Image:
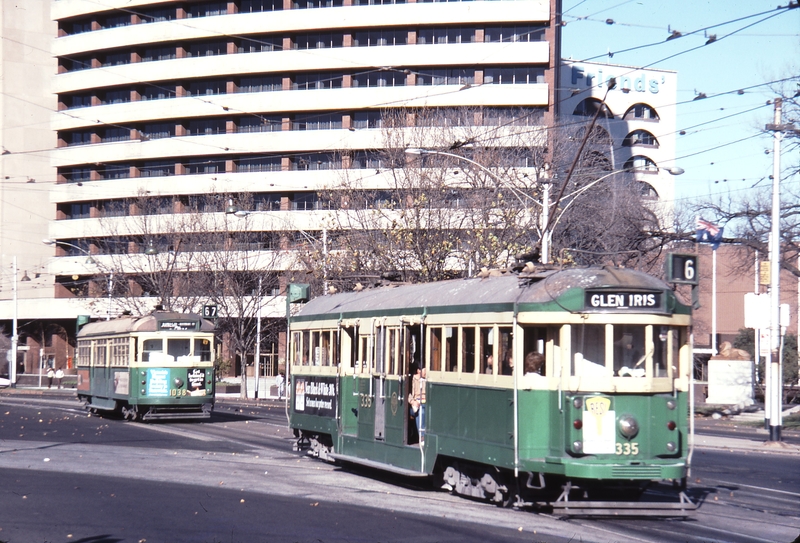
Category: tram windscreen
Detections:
[
  {"x1": 168, "y1": 339, "x2": 191, "y2": 359},
  {"x1": 194, "y1": 338, "x2": 212, "y2": 361},
  {"x1": 613, "y1": 326, "x2": 646, "y2": 377},
  {"x1": 142, "y1": 339, "x2": 163, "y2": 362}
]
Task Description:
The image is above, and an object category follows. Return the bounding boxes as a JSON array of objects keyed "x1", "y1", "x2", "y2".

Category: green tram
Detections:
[
  {"x1": 76, "y1": 311, "x2": 216, "y2": 421},
  {"x1": 288, "y1": 266, "x2": 695, "y2": 513}
]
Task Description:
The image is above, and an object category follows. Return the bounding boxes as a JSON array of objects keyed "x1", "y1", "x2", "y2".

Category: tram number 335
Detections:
[
  {"x1": 616, "y1": 442, "x2": 639, "y2": 455},
  {"x1": 359, "y1": 393, "x2": 373, "y2": 408}
]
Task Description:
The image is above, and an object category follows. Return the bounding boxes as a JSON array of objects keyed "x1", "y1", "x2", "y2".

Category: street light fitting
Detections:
[
  {"x1": 144, "y1": 240, "x2": 159, "y2": 256},
  {"x1": 225, "y1": 198, "x2": 239, "y2": 215}
]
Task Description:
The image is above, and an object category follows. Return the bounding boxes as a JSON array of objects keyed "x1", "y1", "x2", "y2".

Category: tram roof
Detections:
[
  {"x1": 294, "y1": 266, "x2": 689, "y2": 321},
  {"x1": 77, "y1": 311, "x2": 214, "y2": 337}
]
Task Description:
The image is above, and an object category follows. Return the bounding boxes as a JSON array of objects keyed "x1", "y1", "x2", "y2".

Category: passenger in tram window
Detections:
[
  {"x1": 485, "y1": 355, "x2": 494, "y2": 374},
  {"x1": 523, "y1": 352, "x2": 545, "y2": 376},
  {"x1": 501, "y1": 353, "x2": 514, "y2": 375}
]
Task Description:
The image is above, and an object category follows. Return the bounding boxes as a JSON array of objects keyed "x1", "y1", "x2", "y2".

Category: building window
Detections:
[
  {"x1": 352, "y1": 111, "x2": 384, "y2": 129},
  {"x1": 187, "y1": 119, "x2": 226, "y2": 136},
  {"x1": 237, "y1": 116, "x2": 282, "y2": 133},
  {"x1": 66, "y1": 94, "x2": 93, "y2": 109},
  {"x1": 140, "y1": 161, "x2": 174, "y2": 177},
  {"x1": 484, "y1": 67, "x2": 545, "y2": 85},
  {"x1": 354, "y1": 0, "x2": 406, "y2": 5},
  {"x1": 292, "y1": 153, "x2": 340, "y2": 171},
  {"x1": 188, "y1": 2, "x2": 228, "y2": 17},
  {"x1": 253, "y1": 193, "x2": 282, "y2": 211},
  {"x1": 292, "y1": 113, "x2": 343, "y2": 130},
  {"x1": 237, "y1": 76, "x2": 283, "y2": 93},
  {"x1": 68, "y1": 131, "x2": 93, "y2": 146},
  {"x1": 187, "y1": 80, "x2": 227, "y2": 96},
  {"x1": 62, "y1": 19, "x2": 93, "y2": 35},
  {"x1": 292, "y1": 193, "x2": 322, "y2": 211},
  {"x1": 141, "y1": 122, "x2": 174, "y2": 140},
  {"x1": 139, "y1": 6, "x2": 176, "y2": 22},
  {"x1": 353, "y1": 29, "x2": 408, "y2": 47},
  {"x1": 623, "y1": 130, "x2": 659, "y2": 147},
  {"x1": 623, "y1": 155, "x2": 658, "y2": 173},
  {"x1": 102, "y1": 89, "x2": 130, "y2": 104},
  {"x1": 100, "y1": 13, "x2": 131, "y2": 28},
  {"x1": 188, "y1": 41, "x2": 228, "y2": 58},
  {"x1": 141, "y1": 84, "x2": 176, "y2": 101},
  {"x1": 67, "y1": 202, "x2": 92, "y2": 219},
  {"x1": 185, "y1": 158, "x2": 225, "y2": 174},
  {"x1": 572, "y1": 97, "x2": 613, "y2": 118},
  {"x1": 101, "y1": 128, "x2": 130, "y2": 143},
  {"x1": 100, "y1": 200, "x2": 128, "y2": 217},
  {"x1": 638, "y1": 181, "x2": 659, "y2": 199},
  {"x1": 292, "y1": 0, "x2": 344, "y2": 8},
  {"x1": 64, "y1": 167, "x2": 92, "y2": 182},
  {"x1": 100, "y1": 164, "x2": 130, "y2": 180},
  {"x1": 241, "y1": 0, "x2": 284, "y2": 12},
  {"x1": 236, "y1": 156, "x2": 283, "y2": 172},
  {"x1": 238, "y1": 36, "x2": 282, "y2": 53},
  {"x1": 416, "y1": 69, "x2": 475, "y2": 86},
  {"x1": 101, "y1": 51, "x2": 130, "y2": 67},
  {"x1": 67, "y1": 56, "x2": 93, "y2": 71},
  {"x1": 416, "y1": 27, "x2": 476, "y2": 45},
  {"x1": 142, "y1": 46, "x2": 177, "y2": 62},
  {"x1": 292, "y1": 73, "x2": 343, "y2": 90},
  {"x1": 485, "y1": 25, "x2": 545, "y2": 43},
  {"x1": 623, "y1": 103, "x2": 659, "y2": 121},
  {"x1": 352, "y1": 70, "x2": 406, "y2": 88},
  {"x1": 293, "y1": 32, "x2": 343, "y2": 49}
]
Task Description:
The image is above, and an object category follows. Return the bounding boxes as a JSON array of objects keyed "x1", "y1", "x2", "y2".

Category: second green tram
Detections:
[
  {"x1": 76, "y1": 311, "x2": 216, "y2": 421},
  {"x1": 288, "y1": 266, "x2": 694, "y2": 513}
]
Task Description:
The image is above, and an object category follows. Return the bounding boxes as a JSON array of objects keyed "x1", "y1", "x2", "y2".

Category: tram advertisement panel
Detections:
[{"x1": 294, "y1": 376, "x2": 337, "y2": 417}]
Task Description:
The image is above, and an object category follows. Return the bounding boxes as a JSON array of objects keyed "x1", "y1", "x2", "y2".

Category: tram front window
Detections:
[
  {"x1": 571, "y1": 324, "x2": 606, "y2": 376},
  {"x1": 168, "y1": 338, "x2": 191, "y2": 359},
  {"x1": 195, "y1": 339, "x2": 212, "y2": 361},
  {"x1": 613, "y1": 325, "x2": 646, "y2": 377},
  {"x1": 142, "y1": 339, "x2": 163, "y2": 362}
]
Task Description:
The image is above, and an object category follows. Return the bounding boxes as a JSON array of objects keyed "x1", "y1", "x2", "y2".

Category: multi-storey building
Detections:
[{"x1": 1, "y1": 0, "x2": 563, "y2": 377}]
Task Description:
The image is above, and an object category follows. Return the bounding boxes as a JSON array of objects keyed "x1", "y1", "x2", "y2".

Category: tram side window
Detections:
[
  {"x1": 302, "y1": 330, "x2": 310, "y2": 365},
  {"x1": 463, "y1": 326, "x2": 475, "y2": 373},
  {"x1": 111, "y1": 338, "x2": 129, "y2": 366},
  {"x1": 653, "y1": 326, "x2": 673, "y2": 377},
  {"x1": 312, "y1": 330, "x2": 331, "y2": 366},
  {"x1": 430, "y1": 328, "x2": 442, "y2": 371},
  {"x1": 94, "y1": 340, "x2": 107, "y2": 367},
  {"x1": 403, "y1": 325, "x2": 421, "y2": 374},
  {"x1": 499, "y1": 327, "x2": 513, "y2": 375},
  {"x1": 359, "y1": 334, "x2": 369, "y2": 373},
  {"x1": 142, "y1": 339, "x2": 163, "y2": 362},
  {"x1": 479, "y1": 327, "x2": 493, "y2": 374},
  {"x1": 194, "y1": 338, "x2": 212, "y2": 361},
  {"x1": 522, "y1": 326, "x2": 547, "y2": 376},
  {"x1": 388, "y1": 328, "x2": 397, "y2": 374},
  {"x1": 571, "y1": 324, "x2": 605, "y2": 376},
  {"x1": 342, "y1": 326, "x2": 356, "y2": 369},
  {"x1": 291, "y1": 331, "x2": 301, "y2": 365},
  {"x1": 168, "y1": 338, "x2": 191, "y2": 360},
  {"x1": 77, "y1": 341, "x2": 91, "y2": 366},
  {"x1": 613, "y1": 325, "x2": 646, "y2": 377},
  {"x1": 444, "y1": 326, "x2": 459, "y2": 372}
]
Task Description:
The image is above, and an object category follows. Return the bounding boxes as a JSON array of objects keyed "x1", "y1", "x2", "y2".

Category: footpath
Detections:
[{"x1": 1, "y1": 385, "x2": 798, "y2": 456}]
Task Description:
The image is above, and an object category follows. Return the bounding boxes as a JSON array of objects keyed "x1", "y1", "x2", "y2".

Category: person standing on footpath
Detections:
[
  {"x1": 55, "y1": 367, "x2": 65, "y2": 389},
  {"x1": 47, "y1": 367, "x2": 55, "y2": 388}
]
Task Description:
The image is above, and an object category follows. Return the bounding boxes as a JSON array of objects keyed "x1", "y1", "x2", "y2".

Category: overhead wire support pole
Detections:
[{"x1": 767, "y1": 97, "x2": 783, "y2": 442}]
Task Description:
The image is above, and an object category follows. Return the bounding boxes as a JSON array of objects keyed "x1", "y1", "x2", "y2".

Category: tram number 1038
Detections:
[{"x1": 616, "y1": 442, "x2": 639, "y2": 456}]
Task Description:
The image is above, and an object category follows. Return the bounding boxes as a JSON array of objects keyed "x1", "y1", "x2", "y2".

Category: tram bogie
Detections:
[
  {"x1": 288, "y1": 266, "x2": 696, "y2": 515},
  {"x1": 76, "y1": 311, "x2": 216, "y2": 421}
]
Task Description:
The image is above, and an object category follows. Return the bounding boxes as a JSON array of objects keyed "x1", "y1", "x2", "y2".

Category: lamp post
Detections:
[{"x1": 42, "y1": 238, "x2": 114, "y2": 319}]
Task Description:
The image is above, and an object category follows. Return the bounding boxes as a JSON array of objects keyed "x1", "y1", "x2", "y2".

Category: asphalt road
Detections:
[{"x1": 1, "y1": 391, "x2": 799, "y2": 543}]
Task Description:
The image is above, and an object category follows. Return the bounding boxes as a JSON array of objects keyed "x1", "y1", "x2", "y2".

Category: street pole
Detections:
[
  {"x1": 540, "y1": 182, "x2": 550, "y2": 264},
  {"x1": 254, "y1": 275, "x2": 262, "y2": 399},
  {"x1": 768, "y1": 98, "x2": 782, "y2": 442},
  {"x1": 10, "y1": 256, "x2": 19, "y2": 387}
]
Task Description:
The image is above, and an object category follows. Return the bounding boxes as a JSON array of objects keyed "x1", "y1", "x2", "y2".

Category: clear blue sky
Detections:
[{"x1": 561, "y1": 0, "x2": 800, "y2": 209}]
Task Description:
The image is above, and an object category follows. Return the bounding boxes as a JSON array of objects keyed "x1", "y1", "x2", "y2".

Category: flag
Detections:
[{"x1": 696, "y1": 217, "x2": 723, "y2": 250}]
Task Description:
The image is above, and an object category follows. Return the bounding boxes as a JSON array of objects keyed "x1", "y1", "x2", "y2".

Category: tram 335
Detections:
[
  {"x1": 288, "y1": 266, "x2": 695, "y2": 514},
  {"x1": 76, "y1": 311, "x2": 216, "y2": 421}
]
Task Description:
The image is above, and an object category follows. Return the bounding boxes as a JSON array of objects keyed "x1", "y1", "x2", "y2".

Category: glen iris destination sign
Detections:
[{"x1": 584, "y1": 290, "x2": 663, "y2": 312}]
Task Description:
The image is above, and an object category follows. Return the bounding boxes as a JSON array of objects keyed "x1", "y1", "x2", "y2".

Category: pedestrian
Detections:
[
  {"x1": 55, "y1": 367, "x2": 65, "y2": 389},
  {"x1": 275, "y1": 372, "x2": 285, "y2": 399},
  {"x1": 46, "y1": 367, "x2": 55, "y2": 388}
]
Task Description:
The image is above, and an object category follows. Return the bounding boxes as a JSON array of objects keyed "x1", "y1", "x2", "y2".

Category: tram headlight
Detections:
[
  {"x1": 572, "y1": 397, "x2": 583, "y2": 409},
  {"x1": 666, "y1": 441, "x2": 677, "y2": 452},
  {"x1": 666, "y1": 399, "x2": 676, "y2": 410},
  {"x1": 572, "y1": 441, "x2": 583, "y2": 453},
  {"x1": 618, "y1": 416, "x2": 639, "y2": 439},
  {"x1": 174, "y1": 378, "x2": 184, "y2": 388}
]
